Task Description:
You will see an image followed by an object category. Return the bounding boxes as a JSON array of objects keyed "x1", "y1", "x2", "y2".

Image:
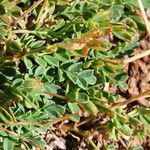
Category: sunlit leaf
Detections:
[{"x1": 3, "y1": 138, "x2": 14, "y2": 150}]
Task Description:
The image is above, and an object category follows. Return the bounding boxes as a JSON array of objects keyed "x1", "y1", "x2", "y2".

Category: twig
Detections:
[
  {"x1": 110, "y1": 90, "x2": 150, "y2": 109},
  {"x1": 0, "y1": 127, "x2": 40, "y2": 149},
  {"x1": 123, "y1": 49, "x2": 150, "y2": 64},
  {"x1": 19, "y1": 0, "x2": 44, "y2": 20},
  {"x1": 137, "y1": 0, "x2": 150, "y2": 35}
]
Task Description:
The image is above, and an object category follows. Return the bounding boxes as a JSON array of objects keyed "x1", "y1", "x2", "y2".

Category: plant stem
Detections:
[
  {"x1": 137, "y1": 0, "x2": 150, "y2": 35},
  {"x1": 44, "y1": 91, "x2": 87, "y2": 112},
  {"x1": 0, "y1": 126, "x2": 40, "y2": 148},
  {"x1": 110, "y1": 90, "x2": 150, "y2": 109},
  {"x1": 19, "y1": 0, "x2": 44, "y2": 19},
  {"x1": 88, "y1": 139, "x2": 99, "y2": 150},
  {"x1": 14, "y1": 114, "x2": 70, "y2": 126},
  {"x1": 123, "y1": 49, "x2": 150, "y2": 64},
  {"x1": 13, "y1": 29, "x2": 47, "y2": 36},
  {"x1": 76, "y1": 116, "x2": 95, "y2": 127}
]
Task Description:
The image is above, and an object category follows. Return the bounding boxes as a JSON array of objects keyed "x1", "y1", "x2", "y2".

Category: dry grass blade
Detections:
[
  {"x1": 137, "y1": 0, "x2": 150, "y2": 35},
  {"x1": 124, "y1": 49, "x2": 150, "y2": 64},
  {"x1": 111, "y1": 90, "x2": 150, "y2": 109}
]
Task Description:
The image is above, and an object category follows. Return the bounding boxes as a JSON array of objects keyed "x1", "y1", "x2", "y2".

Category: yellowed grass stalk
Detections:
[
  {"x1": 111, "y1": 90, "x2": 150, "y2": 109},
  {"x1": 124, "y1": 49, "x2": 150, "y2": 64},
  {"x1": 137, "y1": 0, "x2": 150, "y2": 35}
]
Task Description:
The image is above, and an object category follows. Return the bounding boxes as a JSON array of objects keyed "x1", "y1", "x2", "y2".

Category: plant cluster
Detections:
[{"x1": 0, "y1": 0, "x2": 149, "y2": 149}]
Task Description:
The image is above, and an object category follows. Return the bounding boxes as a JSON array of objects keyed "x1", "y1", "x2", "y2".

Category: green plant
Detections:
[{"x1": 0, "y1": 0, "x2": 149, "y2": 149}]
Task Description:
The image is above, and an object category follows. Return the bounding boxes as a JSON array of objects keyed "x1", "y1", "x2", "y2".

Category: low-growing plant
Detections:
[{"x1": 0, "y1": 0, "x2": 149, "y2": 149}]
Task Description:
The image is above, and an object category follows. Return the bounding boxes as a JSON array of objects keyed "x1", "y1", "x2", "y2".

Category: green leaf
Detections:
[
  {"x1": 128, "y1": 109, "x2": 139, "y2": 117},
  {"x1": 3, "y1": 138, "x2": 14, "y2": 150},
  {"x1": 115, "y1": 72, "x2": 127, "y2": 82},
  {"x1": 58, "y1": 68, "x2": 65, "y2": 82},
  {"x1": 78, "y1": 70, "x2": 93, "y2": 78},
  {"x1": 83, "y1": 61, "x2": 92, "y2": 69},
  {"x1": 61, "y1": 62, "x2": 74, "y2": 70},
  {"x1": 78, "y1": 92, "x2": 89, "y2": 103},
  {"x1": 118, "y1": 81, "x2": 128, "y2": 90},
  {"x1": 112, "y1": 5, "x2": 124, "y2": 20},
  {"x1": 85, "y1": 75, "x2": 97, "y2": 85},
  {"x1": 97, "y1": 71, "x2": 106, "y2": 84},
  {"x1": 128, "y1": 116, "x2": 141, "y2": 126},
  {"x1": 43, "y1": 55, "x2": 59, "y2": 67},
  {"x1": 92, "y1": 10, "x2": 112, "y2": 22},
  {"x1": 92, "y1": 59, "x2": 105, "y2": 68},
  {"x1": 117, "y1": 114, "x2": 128, "y2": 124},
  {"x1": 68, "y1": 102, "x2": 80, "y2": 114},
  {"x1": 45, "y1": 104, "x2": 66, "y2": 118},
  {"x1": 94, "y1": 101, "x2": 115, "y2": 117},
  {"x1": 0, "y1": 74, "x2": 7, "y2": 85},
  {"x1": 138, "y1": 107, "x2": 150, "y2": 115},
  {"x1": 121, "y1": 124, "x2": 132, "y2": 136},
  {"x1": 9, "y1": 41, "x2": 21, "y2": 53},
  {"x1": 0, "y1": 4, "x2": 5, "y2": 15},
  {"x1": 110, "y1": 128, "x2": 120, "y2": 141},
  {"x1": 54, "y1": 51, "x2": 69, "y2": 62},
  {"x1": 34, "y1": 66, "x2": 45, "y2": 76},
  {"x1": 66, "y1": 87, "x2": 79, "y2": 99},
  {"x1": 113, "y1": 118, "x2": 121, "y2": 128},
  {"x1": 2, "y1": 67, "x2": 16, "y2": 76},
  {"x1": 139, "y1": 115, "x2": 150, "y2": 125},
  {"x1": 0, "y1": 21, "x2": 5, "y2": 40},
  {"x1": 23, "y1": 57, "x2": 33, "y2": 69},
  {"x1": 68, "y1": 62, "x2": 82, "y2": 72},
  {"x1": 103, "y1": 65, "x2": 116, "y2": 76},
  {"x1": 76, "y1": 77, "x2": 87, "y2": 89},
  {"x1": 43, "y1": 83, "x2": 60, "y2": 94},
  {"x1": 69, "y1": 114, "x2": 80, "y2": 122},
  {"x1": 141, "y1": 0, "x2": 150, "y2": 8},
  {"x1": 29, "y1": 137, "x2": 46, "y2": 149},
  {"x1": 0, "y1": 108, "x2": 13, "y2": 121},
  {"x1": 66, "y1": 71, "x2": 78, "y2": 84},
  {"x1": 0, "y1": 130, "x2": 7, "y2": 136},
  {"x1": 113, "y1": 27, "x2": 136, "y2": 42},
  {"x1": 30, "y1": 40, "x2": 45, "y2": 49},
  {"x1": 0, "y1": 107, "x2": 13, "y2": 124},
  {"x1": 126, "y1": 0, "x2": 150, "y2": 9},
  {"x1": 35, "y1": 56, "x2": 47, "y2": 68},
  {"x1": 23, "y1": 79, "x2": 39, "y2": 88},
  {"x1": 78, "y1": 70, "x2": 97, "y2": 85},
  {"x1": 111, "y1": 42, "x2": 126, "y2": 56},
  {"x1": 83, "y1": 101, "x2": 98, "y2": 115},
  {"x1": 52, "y1": 19, "x2": 65, "y2": 31},
  {"x1": 96, "y1": 0, "x2": 113, "y2": 5},
  {"x1": 24, "y1": 98, "x2": 38, "y2": 109}
]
